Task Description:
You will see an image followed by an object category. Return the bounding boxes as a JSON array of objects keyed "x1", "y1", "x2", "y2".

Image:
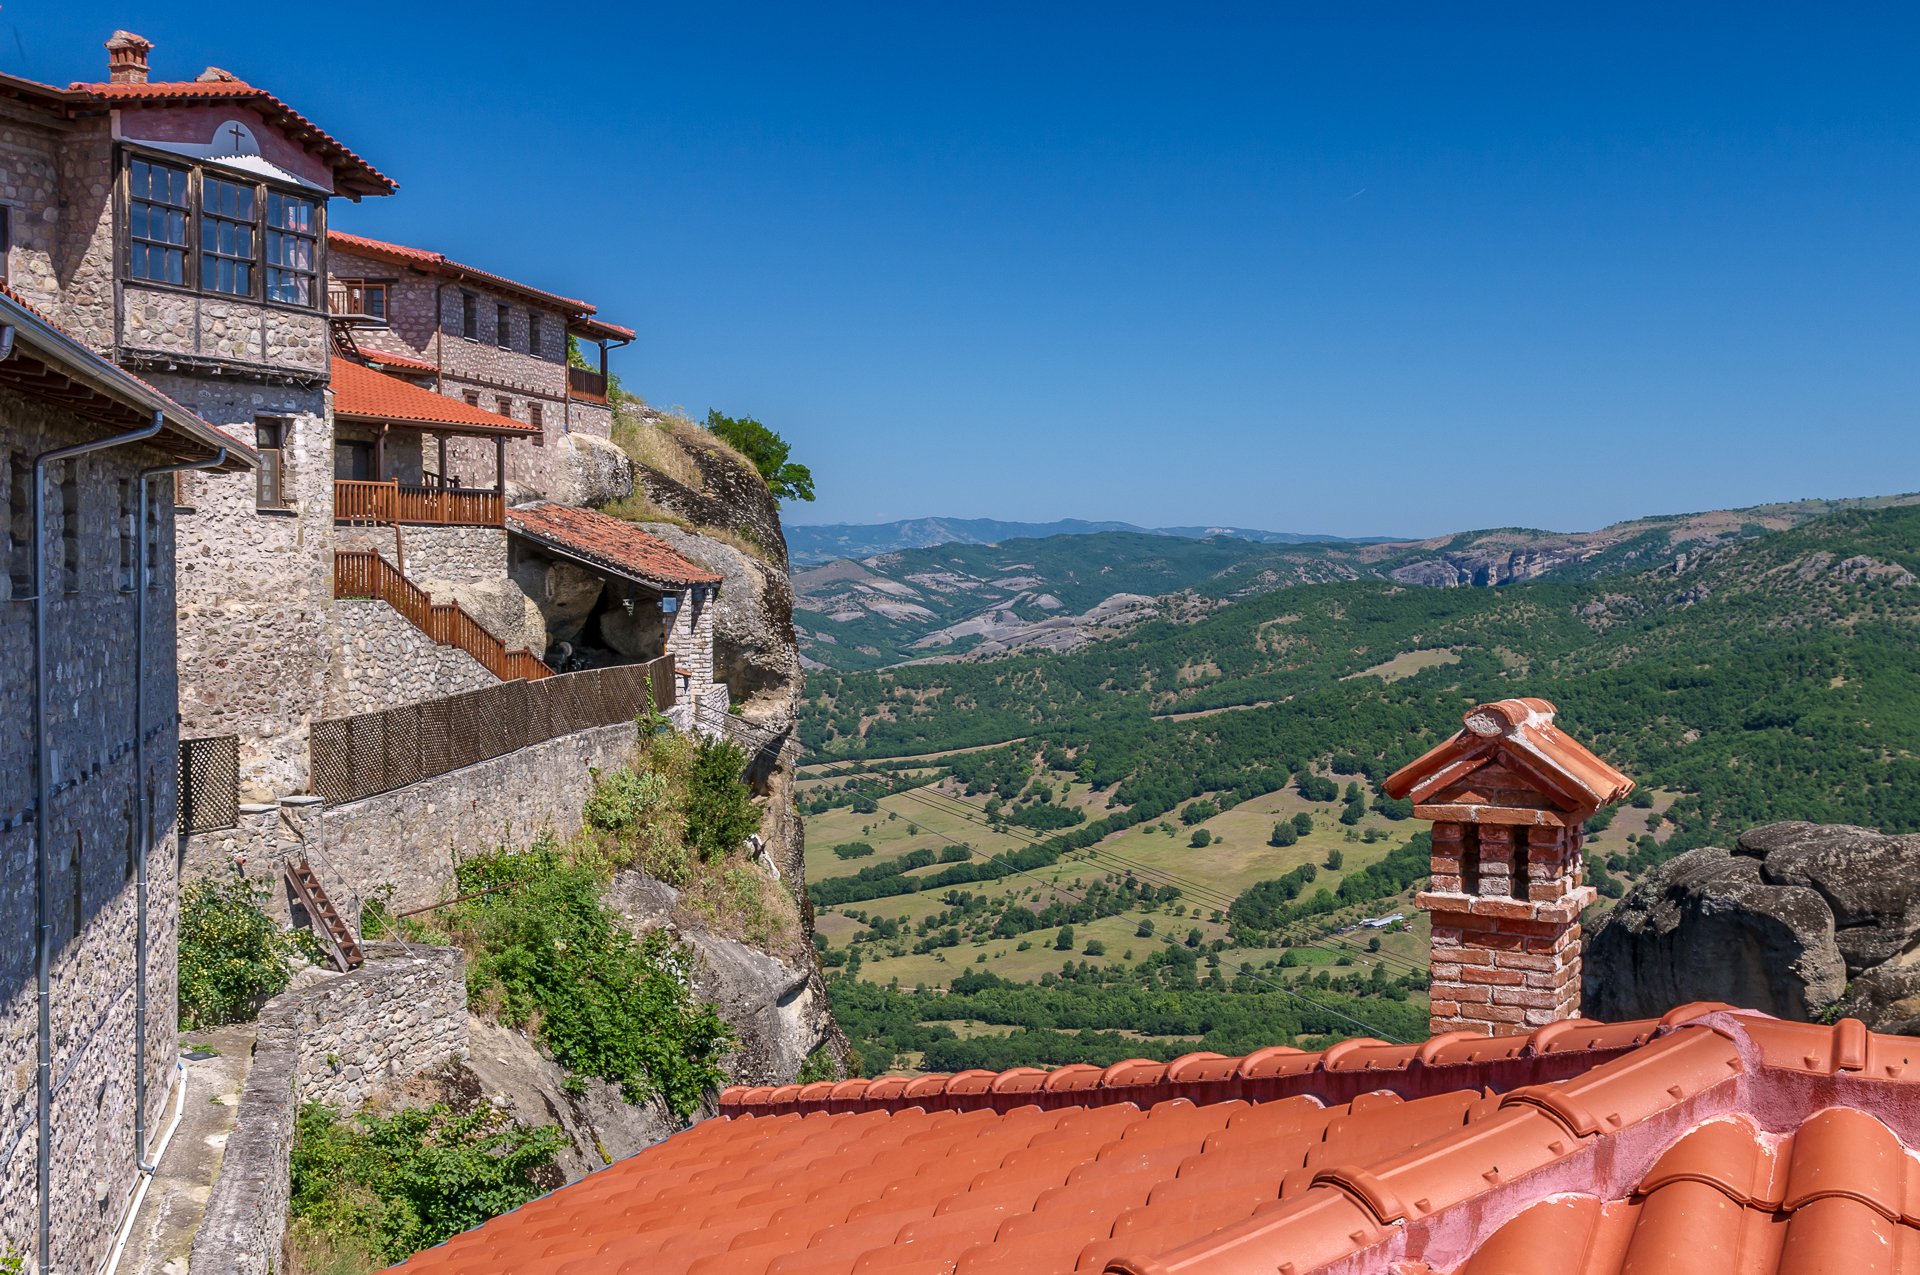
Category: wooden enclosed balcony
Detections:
[{"x1": 335, "y1": 479, "x2": 504, "y2": 527}]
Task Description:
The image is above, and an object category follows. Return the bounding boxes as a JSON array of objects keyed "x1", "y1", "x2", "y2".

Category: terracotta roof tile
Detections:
[
  {"x1": 331, "y1": 358, "x2": 535, "y2": 434},
  {"x1": 64, "y1": 79, "x2": 394, "y2": 198},
  {"x1": 506, "y1": 502, "x2": 724, "y2": 589},
  {"x1": 328, "y1": 230, "x2": 608, "y2": 318},
  {"x1": 385, "y1": 1007, "x2": 1920, "y2": 1275}
]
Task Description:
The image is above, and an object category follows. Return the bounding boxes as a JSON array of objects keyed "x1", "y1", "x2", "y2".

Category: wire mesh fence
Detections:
[
  {"x1": 179, "y1": 735, "x2": 240, "y2": 833},
  {"x1": 310, "y1": 656, "x2": 675, "y2": 807}
]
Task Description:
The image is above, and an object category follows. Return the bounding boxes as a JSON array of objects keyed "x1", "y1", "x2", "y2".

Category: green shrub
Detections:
[
  {"x1": 1083, "y1": 939, "x2": 1106, "y2": 956},
  {"x1": 685, "y1": 737, "x2": 761, "y2": 864},
  {"x1": 290, "y1": 1101, "x2": 567, "y2": 1269},
  {"x1": 1054, "y1": 925, "x2": 1076, "y2": 951},
  {"x1": 1292, "y1": 812, "x2": 1315, "y2": 836},
  {"x1": 1269, "y1": 822, "x2": 1297, "y2": 847},
  {"x1": 1296, "y1": 775, "x2": 1338, "y2": 802},
  {"x1": 453, "y1": 843, "x2": 733, "y2": 1113},
  {"x1": 834, "y1": 842, "x2": 877, "y2": 859},
  {"x1": 582, "y1": 767, "x2": 670, "y2": 833},
  {"x1": 1190, "y1": 828, "x2": 1212, "y2": 848},
  {"x1": 1338, "y1": 803, "x2": 1362, "y2": 826},
  {"x1": 1324, "y1": 848, "x2": 1345, "y2": 871},
  {"x1": 1180, "y1": 800, "x2": 1219, "y2": 826},
  {"x1": 178, "y1": 876, "x2": 324, "y2": 1030}
]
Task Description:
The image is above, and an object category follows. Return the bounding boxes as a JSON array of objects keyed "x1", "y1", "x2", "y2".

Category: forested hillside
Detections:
[{"x1": 802, "y1": 503, "x2": 1920, "y2": 855}]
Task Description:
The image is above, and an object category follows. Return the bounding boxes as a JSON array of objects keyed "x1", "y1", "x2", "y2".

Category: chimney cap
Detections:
[{"x1": 104, "y1": 30, "x2": 154, "y2": 84}]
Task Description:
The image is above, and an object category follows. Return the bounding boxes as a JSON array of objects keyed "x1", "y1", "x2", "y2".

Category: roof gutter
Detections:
[{"x1": 0, "y1": 292, "x2": 257, "y2": 470}]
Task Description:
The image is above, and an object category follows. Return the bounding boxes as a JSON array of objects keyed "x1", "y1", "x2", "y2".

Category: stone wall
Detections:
[
  {"x1": 120, "y1": 288, "x2": 329, "y2": 374},
  {"x1": 166, "y1": 380, "x2": 334, "y2": 802},
  {"x1": 397, "y1": 523, "x2": 509, "y2": 582},
  {"x1": 183, "y1": 721, "x2": 641, "y2": 919},
  {"x1": 0, "y1": 393, "x2": 183, "y2": 1274},
  {"x1": 326, "y1": 598, "x2": 498, "y2": 717},
  {"x1": 187, "y1": 945, "x2": 467, "y2": 1275}
]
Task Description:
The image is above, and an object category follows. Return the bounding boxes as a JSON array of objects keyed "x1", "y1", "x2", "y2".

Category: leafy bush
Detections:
[
  {"x1": 290, "y1": 1101, "x2": 567, "y2": 1269},
  {"x1": 833, "y1": 842, "x2": 877, "y2": 860},
  {"x1": 704, "y1": 410, "x2": 815, "y2": 502},
  {"x1": 582, "y1": 767, "x2": 670, "y2": 833},
  {"x1": 178, "y1": 876, "x2": 323, "y2": 1029},
  {"x1": 1584, "y1": 805, "x2": 1618, "y2": 834},
  {"x1": 1293, "y1": 812, "x2": 1315, "y2": 836},
  {"x1": 1083, "y1": 939, "x2": 1106, "y2": 956},
  {"x1": 452, "y1": 843, "x2": 732, "y2": 1112},
  {"x1": 1180, "y1": 800, "x2": 1219, "y2": 826},
  {"x1": 1007, "y1": 802, "x2": 1087, "y2": 831},
  {"x1": 1338, "y1": 802, "x2": 1362, "y2": 826},
  {"x1": 1054, "y1": 925, "x2": 1076, "y2": 951},
  {"x1": 1324, "y1": 848, "x2": 1345, "y2": 870},
  {"x1": 1190, "y1": 829, "x2": 1212, "y2": 848},
  {"x1": 685, "y1": 737, "x2": 761, "y2": 864},
  {"x1": 1269, "y1": 822, "x2": 1298, "y2": 847}
]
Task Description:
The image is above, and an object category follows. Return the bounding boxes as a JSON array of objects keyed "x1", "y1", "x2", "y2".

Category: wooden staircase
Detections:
[
  {"x1": 333, "y1": 549, "x2": 552, "y2": 682},
  {"x1": 284, "y1": 857, "x2": 365, "y2": 971}
]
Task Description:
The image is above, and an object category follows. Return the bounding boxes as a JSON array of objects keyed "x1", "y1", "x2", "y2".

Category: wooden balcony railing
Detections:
[
  {"x1": 334, "y1": 549, "x2": 552, "y2": 682},
  {"x1": 334, "y1": 480, "x2": 504, "y2": 527},
  {"x1": 568, "y1": 366, "x2": 608, "y2": 403}
]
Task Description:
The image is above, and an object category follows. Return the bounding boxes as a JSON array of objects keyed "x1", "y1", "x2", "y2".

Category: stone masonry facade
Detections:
[
  {"x1": 187, "y1": 944, "x2": 467, "y2": 1275},
  {"x1": 328, "y1": 598, "x2": 497, "y2": 716},
  {"x1": 0, "y1": 392, "x2": 185, "y2": 1274},
  {"x1": 329, "y1": 244, "x2": 607, "y2": 500},
  {"x1": 168, "y1": 381, "x2": 334, "y2": 802}
]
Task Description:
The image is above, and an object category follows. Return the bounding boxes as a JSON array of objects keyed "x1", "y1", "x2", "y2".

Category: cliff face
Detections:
[
  {"x1": 1584, "y1": 821, "x2": 1920, "y2": 1027},
  {"x1": 602, "y1": 414, "x2": 849, "y2": 1077}
]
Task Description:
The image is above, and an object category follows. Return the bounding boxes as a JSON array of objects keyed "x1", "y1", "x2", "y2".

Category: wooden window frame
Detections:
[
  {"x1": 127, "y1": 156, "x2": 191, "y2": 288},
  {"x1": 461, "y1": 292, "x2": 478, "y2": 340},
  {"x1": 265, "y1": 190, "x2": 319, "y2": 306},
  {"x1": 496, "y1": 302, "x2": 511, "y2": 349},
  {"x1": 527, "y1": 309, "x2": 541, "y2": 357},
  {"x1": 118, "y1": 147, "x2": 328, "y2": 310},
  {"x1": 199, "y1": 173, "x2": 257, "y2": 297},
  {"x1": 530, "y1": 401, "x2": 544, "y2": 446},
  {"x1": 495, "y1": 395, "x2": 514, "y2": 419}
]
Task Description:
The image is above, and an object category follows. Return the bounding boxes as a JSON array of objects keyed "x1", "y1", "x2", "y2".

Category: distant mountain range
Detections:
[{"x1": 785, "y1": 518, "x2": 1399, "y2": 564}]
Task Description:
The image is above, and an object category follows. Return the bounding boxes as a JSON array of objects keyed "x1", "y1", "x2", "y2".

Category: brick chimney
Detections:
[
  {"x1": 1381, "y1": 697, "x2": 1632, "y2": 1037},
  {"x1": 105, "y1": 31, "x2": 153, "y2": 84}
]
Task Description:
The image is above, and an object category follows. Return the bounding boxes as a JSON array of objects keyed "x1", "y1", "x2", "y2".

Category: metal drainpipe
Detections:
[
  {"x1": 132, "y1": 448, "x2": 225, "y2": 1171},
  {"x1": 32, "y1": 403, "x2": 163, "y2": 1275}
]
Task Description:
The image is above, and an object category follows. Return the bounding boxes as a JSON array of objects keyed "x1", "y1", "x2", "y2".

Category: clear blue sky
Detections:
[{"x1": 15, "y1": 5, "x2": 1920, "y2": 536}]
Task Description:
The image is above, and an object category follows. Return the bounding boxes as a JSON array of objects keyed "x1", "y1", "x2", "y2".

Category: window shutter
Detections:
[{"x1": 256, "y1": 449, "x2": 282, "y2": 509}]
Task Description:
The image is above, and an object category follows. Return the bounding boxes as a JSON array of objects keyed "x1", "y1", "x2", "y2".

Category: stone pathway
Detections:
[{"x1": 116, "y1": 1021, "x2": 257, "y2": 1275}]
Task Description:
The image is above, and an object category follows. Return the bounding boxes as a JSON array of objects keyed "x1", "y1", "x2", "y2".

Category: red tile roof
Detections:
[
  {"x1": 384, "y1": 1007, "x2": 1920, "y2": 1275},
  {"x1": 1381, "y1": 697, "x2": 1634, "y2": 825},
  {"x1": 51, "y1": 77, "x2": 394, "y2": 199},
  {"x1": 329, "y1": 230, "x2": 603, "y2": 317},
  {"x1": 360, "y1": 348, "x2": 439, "y2": 375},
  {"x1": 507, "y1": 502, "x2": 723, "y2": 589},
  {"x1": 332, "y1": 358, "x2": 536, "y2": 434}
]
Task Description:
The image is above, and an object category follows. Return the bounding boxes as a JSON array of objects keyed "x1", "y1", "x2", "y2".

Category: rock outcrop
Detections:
[{"x1": 1584, "y1": 821, "x2": 1920, "y2": 1026}]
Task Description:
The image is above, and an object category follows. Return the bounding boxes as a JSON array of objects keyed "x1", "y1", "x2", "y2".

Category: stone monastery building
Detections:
[{"x1": 0, "y1": 29, "x2": 736, "y2": 1271}]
